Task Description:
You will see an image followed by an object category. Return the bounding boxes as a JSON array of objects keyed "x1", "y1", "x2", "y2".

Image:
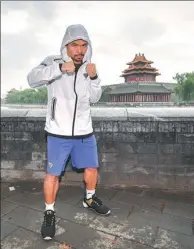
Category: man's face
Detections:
[{"x1": 66, "y1": 39, "x2": 88, "y2": 64}]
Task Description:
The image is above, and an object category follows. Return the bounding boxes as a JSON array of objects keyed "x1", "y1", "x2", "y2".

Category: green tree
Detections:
[
  {"x1": 173, "y1": 72, "x2": 194, "y2": 102},
  {"x1": 5, "y1": 87, "x2": 47, "y2": 104}
]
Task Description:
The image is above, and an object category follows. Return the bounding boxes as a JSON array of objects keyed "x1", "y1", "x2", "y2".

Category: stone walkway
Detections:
[{"x1": 1, "y1": 181, "x2": 194, "y2": 249}]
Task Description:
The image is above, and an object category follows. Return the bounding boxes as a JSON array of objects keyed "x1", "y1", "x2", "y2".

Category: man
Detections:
[{"x1": 27, "y1": 24, "x2": 111, "y2": 240}]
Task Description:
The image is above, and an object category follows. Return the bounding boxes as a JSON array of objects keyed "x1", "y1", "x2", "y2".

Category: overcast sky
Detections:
[{"x1": 1, "y1": 1, "x2": 194, "y2": 97}]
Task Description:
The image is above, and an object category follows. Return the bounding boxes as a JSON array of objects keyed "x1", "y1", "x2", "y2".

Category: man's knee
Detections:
[
  {"x1": 44, "y1": 173, "x2": 59, "y2": 183},
  {"x1": 85, "y1": 168, "x2": 98, "y2": 175}
]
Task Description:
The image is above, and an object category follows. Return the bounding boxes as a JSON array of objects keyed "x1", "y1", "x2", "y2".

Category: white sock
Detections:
[
  {"x1": 45, "y1": 202, "x2": 55, "y2": 211},
  {"x1": 86, "y1": 189, "x2": 95, "y2": 199}
]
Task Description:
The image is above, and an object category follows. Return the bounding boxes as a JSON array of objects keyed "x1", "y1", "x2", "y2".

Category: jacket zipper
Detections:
[
  {"x1": 72, "y1": 72, "x2": 78, "y2": 136},
  {"x1": 72, "y1": 61, "x2": 86, "y2": 136},
  {"x1": 51, "y1": 97, "x2": 57, "y2": 121}
]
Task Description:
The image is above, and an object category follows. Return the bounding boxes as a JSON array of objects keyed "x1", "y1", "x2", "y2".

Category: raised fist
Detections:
[
  {"x1": 86, "y1": 63, "x2": 97, "y2": 78},
  {"x1": 61, "y1": 61, "x2": 75, "y2": 73}
]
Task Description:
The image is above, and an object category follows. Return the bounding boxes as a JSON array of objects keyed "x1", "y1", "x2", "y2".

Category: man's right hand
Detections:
[{"x1": 61, "y1": 61, "x2": 75, "y2": 73}]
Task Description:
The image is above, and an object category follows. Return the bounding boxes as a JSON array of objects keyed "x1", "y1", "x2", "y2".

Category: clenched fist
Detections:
[
  {"x1": 86, "y1": 63, "x2": 97, "y2": 78},
  {"x1": 61, "y1": 61, "x2": 75, "y2": 73}
]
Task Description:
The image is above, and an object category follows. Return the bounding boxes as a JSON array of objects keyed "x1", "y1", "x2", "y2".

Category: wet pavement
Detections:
[{"x1": 1, "y1": 181, "x2": 194, "y2": 249}]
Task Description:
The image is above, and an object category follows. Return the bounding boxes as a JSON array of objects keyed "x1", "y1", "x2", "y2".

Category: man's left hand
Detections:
[{"x1": 86, "y1": 64, "x2": 97, "y2": 78}]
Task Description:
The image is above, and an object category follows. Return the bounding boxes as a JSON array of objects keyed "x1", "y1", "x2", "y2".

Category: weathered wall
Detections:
[{"x1": 1, "y1": 107, "x2": 194, "y2": 191}]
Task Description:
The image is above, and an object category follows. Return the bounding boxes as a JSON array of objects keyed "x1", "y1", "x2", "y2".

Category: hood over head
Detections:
[{"x1": 60, "y1": 24, "x2": 92, "y2": 63}]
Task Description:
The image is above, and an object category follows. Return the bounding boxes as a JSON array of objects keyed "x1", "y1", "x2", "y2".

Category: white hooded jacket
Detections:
[{"x1": 27, "y1": 24, "x2": 102, "y2": 138}]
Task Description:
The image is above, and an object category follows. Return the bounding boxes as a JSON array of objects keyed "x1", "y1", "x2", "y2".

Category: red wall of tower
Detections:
[
  {"x1": 125, "y1": 75, "x2": 156, "y2": 82},
  {"x1": 110, "y1": 93, "x2": 171, "y2": 102}
]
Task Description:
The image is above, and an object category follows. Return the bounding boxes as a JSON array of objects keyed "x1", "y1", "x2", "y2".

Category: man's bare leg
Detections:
[
  {"x1": 41, "y1": 173, "x2": 59, "y2": 240},
  {"x1": 84, "y1": 168, "x2": 98, "y2": 191},
  {"x1": 43, "y1": 173, "x2": 59, "y2": 210},
  {"x1": 83, "y1": 168, "x2": 111, "y2": 215}
]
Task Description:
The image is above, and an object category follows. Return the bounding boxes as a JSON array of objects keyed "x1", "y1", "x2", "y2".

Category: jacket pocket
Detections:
[{"x1": 51, "y1": 97, "x2": 57, "y2": 121}]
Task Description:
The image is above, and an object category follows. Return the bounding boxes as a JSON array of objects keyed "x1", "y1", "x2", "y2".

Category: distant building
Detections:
[
  {"x1": 121, "y1": 53, "x2": 160, "y2": 82},
  {"x1": 101, "y1": 53, "x2": 175, "y2": 103}
]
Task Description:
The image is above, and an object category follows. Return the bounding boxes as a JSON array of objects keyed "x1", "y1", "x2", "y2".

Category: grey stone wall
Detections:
[{"x1": 1, "y1": 107, "x2": 194, "y2": 191}]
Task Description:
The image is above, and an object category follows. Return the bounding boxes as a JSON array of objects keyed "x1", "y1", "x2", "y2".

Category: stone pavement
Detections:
[{"x1": 1, "y1": 181, "x2": 194, "y2": 249}]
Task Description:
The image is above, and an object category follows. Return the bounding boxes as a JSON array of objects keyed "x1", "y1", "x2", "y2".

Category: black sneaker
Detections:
[
  {"x1": 83, "y1": 194, "x2": 111, "y2": 216},
  {"x1": 41, "y1": 210, "x2": 56, "y2": 240}
]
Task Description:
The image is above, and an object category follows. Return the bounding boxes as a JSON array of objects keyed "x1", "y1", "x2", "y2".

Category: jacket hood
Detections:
[{"x1": 60, "y1": 24, "x2": 92, "y2": 63}]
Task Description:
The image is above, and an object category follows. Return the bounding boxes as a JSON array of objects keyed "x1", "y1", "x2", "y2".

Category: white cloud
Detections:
[
  {"x1": 1, "y1": 68, "x2": 29, "y2": 94},
  {"x1": 1, "y1": 1, "x2": 194, "y2": 96},
  {"x1": 1, "y1": 10, "x2": 30, "y2": 34}
]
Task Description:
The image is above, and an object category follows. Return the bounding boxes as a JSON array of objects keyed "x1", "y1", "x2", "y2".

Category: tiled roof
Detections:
[
  {"x1": 122, "y1": 53, "x2": 160, "y2": 77},
  {"x1": 121, "y1": 70, "x2": 160, "y2": 76},
  {"x1": 127, "y1": 53, "x2": 153, "y2": 65},
  {"x1": 102, "y1": 82, "x2": 174, "y2": 95},
  {"x1": 125, "y1": 63, "x2": 155, "y2": 70}
]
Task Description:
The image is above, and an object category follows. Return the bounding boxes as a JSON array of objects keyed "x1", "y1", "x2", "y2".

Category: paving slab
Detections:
[
  {"x1": 79, "y1": 231, "x2": 152, "y2": 249},
  {"x1": 11, "y1": 180, "x2": 44, "y2": 194},
  {"x1": 1, "y1": 206, "x2": 61, "y2": 235},
  {"x1": 1, "y1": 183, "x2": 194, "y2": 249},
  {"x1": 4, "y1": 192, "x2": 45, "y2": 211},
  {"x1": 1, "y1": 182, "x2": 23, "y2": 200},
  {"x1": 1, "y1": 200, "x2": 19, "y2": 217},
  {"x1": 57, "y1": 185, "x2": 84, "y2": 205},
  {"x1": 162, "y1": 201, "x2": 194, "y2": 219},
  {"x1": 89, "y1": 216, "x2": 156, "y2": 246},
  {"x1": 113, "y1": 190, "x2": 194, "y2": 223},
  {"x1": 129, "y1": 209, "x2": 192, "y2": 236},
  {"x1": 102, "y1": 199, "x2": 131, "y2": 224},
  {"x1": 112, "y1": 191, "x2": 162, "y2": 212},
  {"x1": 153, "y1": 228, "x2": 194, "y2": 249},
  {"x1": 54, "y1": 218, "x2": 101, "y2": 248},
  {"x1": 55, "y1": 201, "x2": 97, "y2": 225},
  {"x1": 30, "y1": 241, "x2": 61, "y2": 249},
  {"x1": 119, "y1": 186, "x2": 145, "y2": 195},
  {"x1": 1, "y1": 227, "x2": 61, "y2": 249},
  {"x1": 142, "y1": 188, "x2": 194, "y2": 204},
  {"x1": 1, "y1": 220, "x2": 18, "y2": 240},
  {"x1": 93, "y1": 186, "x2": 118, "y2": 200},
  {"x1": 79, "y1": 231, "x2": 118, "y2": 249}
]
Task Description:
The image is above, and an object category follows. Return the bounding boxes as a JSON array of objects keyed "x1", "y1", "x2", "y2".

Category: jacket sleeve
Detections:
[
  {"x1": 88, "y1": 76, "x2": 102, "y2": 103},
  {"x1": 27, "y1": 56, "x2": 63, "y2": 88}
]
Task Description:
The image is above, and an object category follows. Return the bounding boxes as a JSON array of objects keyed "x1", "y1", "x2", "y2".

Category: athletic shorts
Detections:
[{"x1": 46, "y1": 134, "x2": 99, "y2": 176}]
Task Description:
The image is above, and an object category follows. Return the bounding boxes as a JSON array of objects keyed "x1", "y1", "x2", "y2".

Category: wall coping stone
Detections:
[{"x1": 1, "y1": 107, "x2": 194, "y2": 121}]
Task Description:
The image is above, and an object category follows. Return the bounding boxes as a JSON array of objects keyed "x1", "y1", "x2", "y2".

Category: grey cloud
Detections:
[
  {"x1": 122, "y1": 17, "x2": 166, "y2": 46},
  {"x1": 95, "y1": 41, "x2": 124, "y2": 57},
  {"x1": 144, "y1": 42, "x2": 194, "y2": 61},
  {"x1": 2, "y1": 1, "x2": 57, "y2": 21},
  {"x1": 1, "y1": 1, "x2": 29, "y2": 12},
  {"x1": 28, "y1": 2, "x2": 57, "y2": 20},
  {"x1": 1, "y1": 1, "x2": 60, "y2": 71},
  {"x1": 167, "y1": 1, "x2": 194, "y2": 21},
  {"x1": 93, "y1": 17, "x2": 166, "y2": 57},
  {"x1": 1, "y1": 31, "x2": 49, "y2": 70}
]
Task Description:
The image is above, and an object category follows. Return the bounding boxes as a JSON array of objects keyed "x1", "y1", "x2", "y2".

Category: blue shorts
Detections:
[{"x1": 46, "y1": 134, "x2": 99, "y2": 176}]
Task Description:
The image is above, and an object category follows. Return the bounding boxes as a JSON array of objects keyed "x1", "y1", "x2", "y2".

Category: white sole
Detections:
[
  {"x1": 83, "y1": 201, "x2": 89, "y2": 208},
  {"x1": 43, "y1": 236, "x2": 53, "y2": 240},
  {"x1": 82, "y1": 201, "x2": 111, "y2": 216}
]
